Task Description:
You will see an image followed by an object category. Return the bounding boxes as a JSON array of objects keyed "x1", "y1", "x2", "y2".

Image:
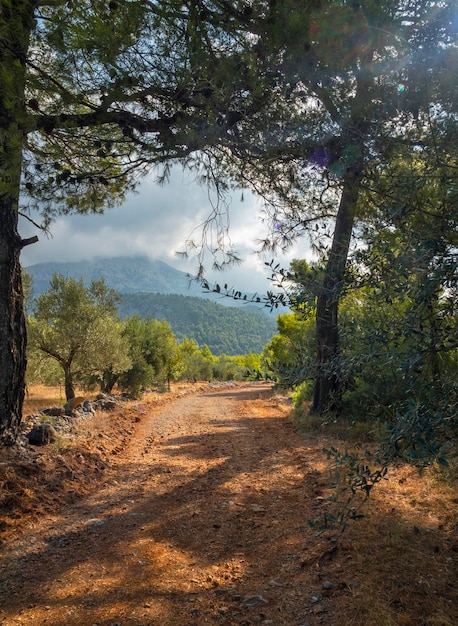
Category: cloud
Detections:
[{"x1": 20, "y1": 167, "x2": 313, "y2": 294}]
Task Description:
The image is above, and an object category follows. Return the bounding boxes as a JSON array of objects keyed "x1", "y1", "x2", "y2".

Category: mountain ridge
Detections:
[
  {"x1": 25, "y1": 256, "x2": 278, "y2": 355},
  {"x1": 25, "y1": 256, "x2": 213, "y2": 299}
]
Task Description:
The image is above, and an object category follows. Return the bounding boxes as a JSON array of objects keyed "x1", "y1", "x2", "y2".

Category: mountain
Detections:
[
  {"x1": 25, "y1": 256, "x2": 279, "y2": 355},
  {"x1": 118, "y1": 293, "x2": 277, "y2": 355},
  {"x1": 25, "y1": 256, "x2": 213, "y2": 300}
]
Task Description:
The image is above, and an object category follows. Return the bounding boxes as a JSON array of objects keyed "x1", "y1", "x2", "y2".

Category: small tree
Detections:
[
  {"x1": 27, "y1": 275, "x2": 130, "y2": 401},
  {"x1": 119, "y1": 316, "x2": 181, "y2": 395},
  {"x1": 180, "y1": 339, "x2": 215, "y2": 382},
  {"x1": 264, "y1": 312, "x2": 315, "y2": 390}
]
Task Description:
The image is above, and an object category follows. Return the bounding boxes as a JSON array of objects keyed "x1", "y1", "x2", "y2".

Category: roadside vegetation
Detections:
[
  {"x1": 264, "y1": 253, "x2": 458, "y2": 533},
  {"x1": 25, "y1": 273, "x2": 267, "y2": 402}
]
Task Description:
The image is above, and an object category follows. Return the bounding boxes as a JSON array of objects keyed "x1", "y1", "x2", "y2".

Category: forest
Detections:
[
  {"x1": 0, "y1": 0, "x2": 456, "y2": 495},
  {"x1": 117, "y1": 292, "x2": 277, "y2": 355}
]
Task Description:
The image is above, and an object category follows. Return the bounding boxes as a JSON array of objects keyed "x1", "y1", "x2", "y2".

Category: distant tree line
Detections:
[
  {"x1": 26, "y1": 274, "x2": 266, "y2": 401},
  {"x1": 117, "y1": 292, "x2": 277, "y2": 356}
]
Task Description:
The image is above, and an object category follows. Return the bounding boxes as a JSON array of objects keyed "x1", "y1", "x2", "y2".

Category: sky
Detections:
[{"x1": 19, "y1": 166, "x2": 314, "y2": 295}]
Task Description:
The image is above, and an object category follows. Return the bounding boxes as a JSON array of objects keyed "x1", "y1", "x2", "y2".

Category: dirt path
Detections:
[{"x1": 0, "y1": 383, "x2": 339, "y2": 626}]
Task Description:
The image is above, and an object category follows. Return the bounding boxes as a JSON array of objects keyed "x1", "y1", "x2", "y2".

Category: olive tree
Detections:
[
  {"x1": 0, "y1": 0, "x2": 267, "y2": 441},
  {"x1": 27, "y1": 275, "x2": 130, "y2": 400},
  {"x1": 119, "y1": 316, "x2": 182, "y2": 395}
]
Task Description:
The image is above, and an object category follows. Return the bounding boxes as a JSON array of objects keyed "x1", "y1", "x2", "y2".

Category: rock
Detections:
[
  {"x1": 250, "y1": 504, "x2": 266, "y2": 513},
  {"x1": 241, "y1": 594, "x2": 269, "y2": 607},
  {"x1": 74, "y1": 402, "x2": 96, "y2": 417},
  {"x1": 40, "y1": 407, "x2": 64, "y2": 417},
  {"x1": 322, "y1": 581, "x2": 335, "y2": 590},
  {"x1": 26, "y1": 423, "x2": 58, "y2": 445},
  {"x1": 95, "y1": 399, "x2": 118, "y2": 411}
]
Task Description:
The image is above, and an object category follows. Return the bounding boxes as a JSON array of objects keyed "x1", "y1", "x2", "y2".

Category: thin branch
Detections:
[{"x1": 18, "y1": 211, "x2": 47, "y2": 232}]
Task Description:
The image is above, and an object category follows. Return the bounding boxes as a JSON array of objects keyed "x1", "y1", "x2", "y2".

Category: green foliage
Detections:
[
  {"x1": 179, "y1": 339, "x2": 213, "y2": 382},
  {"x1": 180, "y1": 352, "x2": 213, "y2": 383},
  {"x1": 28, "y1": 288, "x2": 267, "y2": 396},
  {"x1": 307, "y1": 398, "x2": 455, "y2": 533},
  {"x1": 178, "y1": 340, "x2": 261, "y2": 383},
  {"x1": 291, "y1": 381, "x2": 313, "y2": 408},
  {"x1": 119, "y1": 316, "x2": 182, "y2": 395},
  {"x1": 383, "y1": 401, "x2": 453, "y2": 470},
  {"x1": 211, "y1": 354, "x2": 239, "y2": 381},
  {"x1": 233, "y1": 352, "x2": 263, "y2": 375},
  {"x1": 26, "y1": 350, "x2": 63, "y2": 388},
  {"x1": 118, "y1": 293, "x2": 277, "y2": 356},
  {"x1": 27, "y1": 275, "x2": 130, "y2": 400},
  {"x1": 336, "y1": 148, "x2": 458, "y2": 424},
  {"x1": 264, "y1": 310, "x2": 315, "y2": 388}
]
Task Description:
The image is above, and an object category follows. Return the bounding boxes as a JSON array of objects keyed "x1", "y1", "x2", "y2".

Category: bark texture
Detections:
[
  {"x1": 0, "y1": 207, "x2": 27, "y2": 444},
  {"x1": 0, "y1": 1, "x2": 36, "y2": 443},
  {"x1": 311, "y1": 169, "x2": 359, "y2": 414}
]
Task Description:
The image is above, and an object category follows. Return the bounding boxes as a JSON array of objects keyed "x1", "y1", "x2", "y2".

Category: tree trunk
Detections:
[
  {"x1": 311, "y1": 168, "x2": 360, "y2": 414},
  {"x1": 0, "y1": 1, "x2": 36, "y2": 443},
  {"x1": 101, "y1": 369, "x2": 119, "y2": 394},
  {"x1": 0, "y1": 207, "x2": 27, "y2": 443},
  {"x1": 63, "y1": 367, "x2": 76, "y2": 402}
]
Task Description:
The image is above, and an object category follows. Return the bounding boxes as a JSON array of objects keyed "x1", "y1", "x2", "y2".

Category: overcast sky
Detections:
[{"x1": 19, "y1": 166, "x2": 313, "y2": 294}]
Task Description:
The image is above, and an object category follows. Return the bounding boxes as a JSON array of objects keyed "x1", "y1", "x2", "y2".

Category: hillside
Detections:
[
  {"x1": 118, "y1": 292, "x2": 277, "y2": 355},
  {"x1": 25, "y1": 256, "x2": 212, "y2": 299},
  {"x1": 25, "y1": 256, "x2": 278, "y2": 355}
]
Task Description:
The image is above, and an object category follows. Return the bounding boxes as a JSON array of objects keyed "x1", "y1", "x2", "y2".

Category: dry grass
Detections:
[
  {"x1": 23, "y1": 383, "x2": 99, "y2": 415},
  {"x1": 291, "y1": 402, "x2": 458, "y2": 625},
  {"x1": 330, "y1": 461, "x2": 458, "y2": 625}
]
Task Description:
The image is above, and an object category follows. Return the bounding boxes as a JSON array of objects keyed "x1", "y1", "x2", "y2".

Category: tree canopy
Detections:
[
  {"x1": 0, "y1": 0, "x2": 457, "y2": 441},
  {"x1": 209, "y1": 0, "x2": 457, "y2": 412},
  {"x1": 27, "y1": 274, "x2": 130, "y2": 400}
]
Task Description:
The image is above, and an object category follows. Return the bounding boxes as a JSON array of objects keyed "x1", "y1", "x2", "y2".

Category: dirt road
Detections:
[{"x1": 0, "y1": 383, "x2": 338, "y2": 625}]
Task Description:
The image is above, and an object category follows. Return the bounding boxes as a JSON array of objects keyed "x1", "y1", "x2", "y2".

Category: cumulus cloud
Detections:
[{"x1": 20, "y1": 167, "x2": 312, "y2": 294}]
